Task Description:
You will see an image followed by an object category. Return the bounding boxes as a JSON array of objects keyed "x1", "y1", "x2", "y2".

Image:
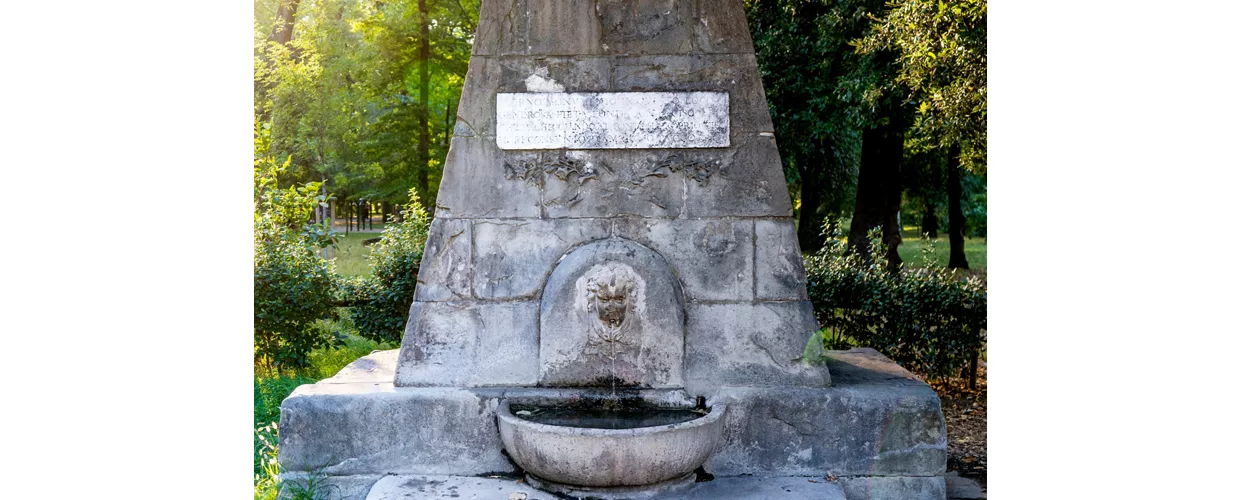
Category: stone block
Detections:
[
  {"x1": 692, "y1": 0, "x2": 754, "y2": 54},
  {"x1": 684, "y1": 134, "x2": 793, "y2": 217},
  {"x1": 526, "y1": 0, "x2": 603, "y2": 55},
  {"x1": 413, "y1": 218, "x2": 471, "y2": 302},
  {"x1": 279, "y1": 387, "x2": 510, "y2": 476},
  {"x1": 755, "y1": 218, "x2": 809, "y2": 300},
  {"x1": 433, "y1": 136, "x2": 541, "y2": 218},
  {"x1": 277, "y1": 473, "x2": 383, "y2": 500},
  {"x1": 368, "y1": 475, "x2": 557, "y2": 500},
  {"x1": 598, "y1": 0, "x2": 695, "y2": 55},
  {"x1": 612, "y1": 54, "x2": 775, "y2": 133},
  {"x1": 839, "y1": 476, "x2": 947, "y2": 500},
  {"x1": 472, "y1": 0, "x2": 528, "y2": 56},
  {"x1": 394, "y1": 301, "x2": 539, "y2": 387},
  {"x1": 456, "y1": 56, "x2": 612, "y2": 139},
  {"x1": 539, "y1": 238, "x2": 686, "y2": 388},
  {"x1": 366, "y1": 474, "x2": 847, "y2": 500},
  {"x1": 708, "y1": 385, "x2": 946, "y2": 478},
  {"x1": 472, "y1": 218, "x2": 610, "y2": 300},
  {"x1": 541, "y1": 149, "x2": 686, "y2": 218},
  {"x1": 614, "y1": 218, "x2": 754, "y2": 301},
  {"x1": 282, "y1": 350, "x2": 942, "y2": 490},
  {"x1": 684, "y1": 301, "x2": 826, "y2": 392}
]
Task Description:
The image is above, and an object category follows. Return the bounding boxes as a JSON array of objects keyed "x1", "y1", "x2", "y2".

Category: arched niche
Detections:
[{"x1": 538, "y1": 237, "x2": 685, "y2": 388}]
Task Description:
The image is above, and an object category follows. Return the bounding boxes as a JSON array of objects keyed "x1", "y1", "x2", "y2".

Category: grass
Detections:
[
  {"x1": 254, "y1": 317, "x2": 396, "y2": 499},
  {"x1": 897, "y1": 235, "x2": 987, "y2": 270},
  {"x1": 330, "y1": 232, "x2": 379, "y2": 278}
]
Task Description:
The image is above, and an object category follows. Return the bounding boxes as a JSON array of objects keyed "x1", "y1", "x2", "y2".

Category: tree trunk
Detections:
[
  {"x1": 947, "y1": 145, "x2": 969, "y2": 269},
  {"x1": 921, "y1": 198, "x2": 939, "y2": 238},
  {"x1": 417, "y1": 0, "x2": 431, "y2": 200},
  {"x1": 797, "y1": 164, "x2": 827, "y2": 254},
  {"x1": 849, "y1": 120, "x2": 904, "y2": 272},
  {"x1": 256, "y1": 0, "x2": 301, "y2": 122}
]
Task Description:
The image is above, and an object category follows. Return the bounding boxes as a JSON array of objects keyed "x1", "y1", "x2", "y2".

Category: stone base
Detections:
[
  {"x1": 366, "y1": 475, "x2": 845, "y2": 499},
  {"x1": 279, "y1": 348, "x2": 947, "y2": 500},
  {"x1": 525, "y1": 472, "x2": 697, "y2": 499}
]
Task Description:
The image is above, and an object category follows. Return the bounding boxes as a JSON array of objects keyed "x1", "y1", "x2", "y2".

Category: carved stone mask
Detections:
[{"x1": 587, "y1": 272, "x2": 634, "y2": 329}]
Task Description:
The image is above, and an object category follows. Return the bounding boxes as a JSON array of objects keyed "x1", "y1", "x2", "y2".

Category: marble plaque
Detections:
[{"x1": 496, "y1": 92, "x2": 729, "y2": 150}]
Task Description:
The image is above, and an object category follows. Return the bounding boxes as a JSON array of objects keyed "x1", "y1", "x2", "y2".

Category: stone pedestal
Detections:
[{"x1": 279, "y1": 349, "x2": 946, "y2": 500}]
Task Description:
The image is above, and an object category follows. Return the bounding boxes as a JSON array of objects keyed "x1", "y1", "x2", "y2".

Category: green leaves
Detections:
[
  {"x1": 804, "y1": 220, "x2": 986, "y2": 380},
  {"x1": 859, "y1": 0, "x2": 987, "y2": 171},
  {"x1": 346, "y1": 189, "x2": 431, "y2": 343}
]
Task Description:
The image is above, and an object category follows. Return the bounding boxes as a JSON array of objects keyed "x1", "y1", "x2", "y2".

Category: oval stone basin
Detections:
[{"x1": 496, "y1": 400, "x2": 726, "y2": 490}]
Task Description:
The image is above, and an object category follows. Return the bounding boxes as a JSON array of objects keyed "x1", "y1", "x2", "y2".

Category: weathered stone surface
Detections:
[
  {"x1": 685, "y1": 301, "x2": 827, "y2": 392},
  {"x1": 755, "y1": 218, "x2": 809, "y2": 300},
  {"x1": 709, "y1": 385, "x2": 945, "y2": 478},
  {"x1": 541, "y1": 149, "x2": 687, "y2": 219},
  {"x1": 692, "y1": 0, "x2": 754, "y2": 54},
  {"x1": 526, "y1": 0, "x2": 603, "y2": 55},
  {"x1": 456, "y1": 56, "x2": 611, "y2": 138},
  {"x1": 614, "y1": 218, "x2": 755, "y2": 301},
  {"x1": 944, "y1": 472, "x2": 986, "y2": 499},
  {"x1": 368, "y1": 475, "x2": 557, "y2": 500},
  {"x1": 472, "y1": 0, "x2": 527, "y2": 56},
  {"x1": 497, "y1": 401, "x2": 724, "y2": 487},
  {"x1": 433, "y1": 136, "x2": 541, "y2": 218},
  {"x1": 496, "y1": 92, "x2": 729, "y2": 150},
  {"x1": 613, "y1": 54, "x2": 775, "y2": 133},
  {"x1": 840, "y1": 476, "x2": 947, "y2": 500},
  {"x1": 282, "y1": 350, "x2": 942, "y2": 482},
  {"x1": 366, "y1": 474, "x2": 846, "y2": 500},
  {"x1": 472, "y1": 218, "x2": 610, "y2": 299},
  {"x1": 279, "y1": 387, "x2": 511, "y2": 475},
  {"x1": 706, "y1": 349, "x2": 946, "y2": 478},
  {"x1": 598, "y1": 0, "x2": 695, "y2": 55},
  {"x1": 394, "y1": 301, "x2": 538, "y2": 387},
  {"x1": 278, "y1": 473, "x2": 384, "y2": 500},
  {"x1": 413, "y1": 218, "x2": 471, "y2": 302},
  {"x1": 539, "y1": 238, "x2": 685, "y2": 388},
  {"x1": 684, "y1": 134, "x2": 793, "y2": 217}
]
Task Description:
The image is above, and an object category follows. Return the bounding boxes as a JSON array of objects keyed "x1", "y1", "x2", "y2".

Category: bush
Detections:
[
  {"x1": 254, "y1": 126, "x2": 339, "y2": 372},
  {"x1": 344, "y1": 189, "x2": 430, "y2": 343},
  {"x1": 804, "y1": 224, "x2": 986, "y2": 381}
]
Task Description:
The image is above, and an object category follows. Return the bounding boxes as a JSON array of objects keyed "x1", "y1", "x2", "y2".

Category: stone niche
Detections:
[{"x1": 539, "y1": 238, "x2": 685, "y2": 388}]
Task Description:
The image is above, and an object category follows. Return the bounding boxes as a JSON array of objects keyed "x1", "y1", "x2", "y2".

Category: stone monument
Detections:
[{"x1": 279, "y1": 1, "x2": 947, "y2": 499}]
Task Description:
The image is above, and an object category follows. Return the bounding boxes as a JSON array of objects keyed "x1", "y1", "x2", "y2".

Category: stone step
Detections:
[{"x1": 366, "y1": 475, "x2": 845, "y2": 500}]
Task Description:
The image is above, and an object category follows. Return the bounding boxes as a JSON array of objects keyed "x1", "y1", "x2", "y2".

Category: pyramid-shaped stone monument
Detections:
[{"x1": 279, "y1": 2, "x2": 947, "y2": 499}]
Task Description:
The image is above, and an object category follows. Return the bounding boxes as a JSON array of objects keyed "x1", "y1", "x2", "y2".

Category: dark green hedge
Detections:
[{"x1": 804, "y1": 228, "x2": 986, "y2": 380}]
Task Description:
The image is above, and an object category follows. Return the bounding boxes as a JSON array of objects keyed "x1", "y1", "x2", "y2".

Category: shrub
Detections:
[
  {"x1": 254, "y1": 125, "x2": 340, "y2": 372},
  {"x1": 804, "y1": 223, "x2": 987, "y2": 380},
  {"x1": 344, "y1": 189, "x2": 431, "y2": 343}
]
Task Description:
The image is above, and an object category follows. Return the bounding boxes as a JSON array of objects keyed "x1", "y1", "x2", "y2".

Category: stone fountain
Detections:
[{"x1": 278, "y1": 1, "x2": 948, "y2": 499}]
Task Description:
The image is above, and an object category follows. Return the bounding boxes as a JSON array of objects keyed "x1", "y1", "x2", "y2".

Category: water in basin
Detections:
[{"x1": 512, "y1": 405, "x2": 706, "y2": 430}]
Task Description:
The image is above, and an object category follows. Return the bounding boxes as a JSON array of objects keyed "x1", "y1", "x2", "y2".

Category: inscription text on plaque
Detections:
[{"x1": 496, "y1": 92, "x2": 729, "y2": 150}]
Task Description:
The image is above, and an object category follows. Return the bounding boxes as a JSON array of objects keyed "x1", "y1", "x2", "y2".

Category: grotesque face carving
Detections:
[{"x1": 586, "y1": 269, "x2": 635, "y2": 329}]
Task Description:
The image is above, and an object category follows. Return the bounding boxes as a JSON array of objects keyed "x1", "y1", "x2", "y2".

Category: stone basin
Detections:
[{"x1": 496, "y1": 400, "x2": 726, "y2": 495}]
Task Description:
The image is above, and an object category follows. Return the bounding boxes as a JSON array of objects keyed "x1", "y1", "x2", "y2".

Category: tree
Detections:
[
  {"x1": 747, "y1": 0, "x2": 865, "y2": 254},
  {"x1": 860, "y1": 0, "x2": 987, "y2": 268},
  {"x1": 747, "y1": 0, "x2": 911, "y2": 266},
  {"x1": 254, "y1": 0, "x2": 477, "y2": 212}
]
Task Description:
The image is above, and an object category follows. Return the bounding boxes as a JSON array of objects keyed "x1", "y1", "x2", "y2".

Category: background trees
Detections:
[
  {"x1": 254, "y1": 0, "x2": 478, "y2": 212},
  {"x1": 747, "y1": 0, "x2": 986, "y2": 268}
]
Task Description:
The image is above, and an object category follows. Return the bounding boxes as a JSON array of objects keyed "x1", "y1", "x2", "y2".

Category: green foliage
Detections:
[
  {"x1": 255, "y1": 125, "x2": 341, "y2": 372},
  {"x1": 343, "y1": 189, "x2": 431, "y2": 343},
  {"x1": 859, "y1": 0, "x2": 987, "y2": 170},
  {"x1": 255, "y1": 0, "x2": 478, "y2": 206},
  {"x1": 253, "y1": 318, "x2": 394, "y2": 498},
  {"x1": 745, "y1": 0, "x2": 874, "y2": 219},
  {"x1": 804, "y1": 223, "x2": 986, "y2": 380}
]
